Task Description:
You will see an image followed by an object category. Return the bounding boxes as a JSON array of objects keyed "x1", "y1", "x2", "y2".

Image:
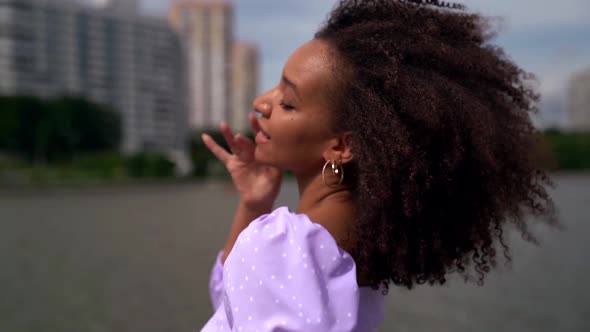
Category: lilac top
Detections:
[{"x1": 201, "y1": 206, "x2": 385, "y2": 331}]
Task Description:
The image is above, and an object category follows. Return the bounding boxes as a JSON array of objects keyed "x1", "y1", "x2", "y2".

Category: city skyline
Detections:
[
  {"x1": 142, "y1": 0, "x2": 590, "y2": 128},
  {"x1": 168, "y1": 0, "x2": 235, "y2": 130},
  {"x1": 0, "y1": 0, "x2": 188, "y2": 154},
  {"x1": 568, "y1": 69, "x2": 590, "y2": 129},
  {"x1": 1, "y1": 0, "x2": 261, "y2": 160}
]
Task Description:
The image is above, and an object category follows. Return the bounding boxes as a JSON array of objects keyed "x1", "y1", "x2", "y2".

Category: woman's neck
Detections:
[
  {"x1": 294, "y1": 169, "x2": 368, "y2": 286},
  {"x1": 295, "y1": 170, "x2": 350, "y2": 213},
  {"x1": 295, "y1": 170, "x2": 355, "y2": 249}
]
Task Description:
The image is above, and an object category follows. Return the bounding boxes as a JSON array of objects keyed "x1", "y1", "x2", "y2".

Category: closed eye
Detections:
[{"x1": 280, "y1": 101, "x2": 296, "y2": 111}]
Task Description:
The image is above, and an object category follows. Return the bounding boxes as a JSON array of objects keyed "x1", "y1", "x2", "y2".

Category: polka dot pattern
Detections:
[{"x1": 201, "y1": 207, "x2": 385, "y2": 332}]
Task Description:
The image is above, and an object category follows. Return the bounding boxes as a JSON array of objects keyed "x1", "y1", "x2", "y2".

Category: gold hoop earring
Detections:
[{"x1": 322, "y1": 160, "x2": 344, "y2": 188}]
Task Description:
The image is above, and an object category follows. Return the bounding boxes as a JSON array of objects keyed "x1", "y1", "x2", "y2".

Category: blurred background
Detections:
[{"x1": 0, "y1": 0, "x2": 588, "y2": 331}]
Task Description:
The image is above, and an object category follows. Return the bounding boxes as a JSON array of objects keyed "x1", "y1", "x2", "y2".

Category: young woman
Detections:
[{"x1": 200, "y1": 0, "x2": 556, "y2": 331}]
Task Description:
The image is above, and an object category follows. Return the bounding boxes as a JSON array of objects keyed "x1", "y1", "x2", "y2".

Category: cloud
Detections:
[
  {"x1": 144, "y1": 0, "x2": 590, "y2": 29},
  {"x1": 142, "y1": 0, "x2": 590, "y2": 103},
  {"x1": 462, "y1": 0, "x2": 590, "y2": 30},
  {"x1": 142, "y1": 1, "x2": 336, "y2": 91},
  {"x1": 231, "y1": 3, "x2": 335, "y2": 92}
]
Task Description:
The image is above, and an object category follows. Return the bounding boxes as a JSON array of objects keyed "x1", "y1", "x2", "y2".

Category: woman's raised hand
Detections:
[{"x1": 201, "y1": 113, "x2": 282, "y2": 209}]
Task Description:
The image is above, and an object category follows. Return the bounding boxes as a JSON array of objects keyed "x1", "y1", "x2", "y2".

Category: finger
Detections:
[
  {"x1": 235, "y1": 133, "x2": 255, "y2": 150},
  {"x1": 265, "y1": 165, "x2": 282, "y2": 180},
  {"x1": 220, "y1": 122, "x2": 239, "y2": 153},
  {"x1": 234, "y1": 134, "x2": 255, "y2": 162},
  {"x1": 201, "y1": 133, "x2": 230, "y2": 164},
  {"x1": 249, "y1": 113, "x2": 261, "y2": 134}
]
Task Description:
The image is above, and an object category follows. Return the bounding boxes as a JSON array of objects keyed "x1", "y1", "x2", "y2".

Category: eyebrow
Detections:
[{"x1": 282, "y1": 74, "x2": 302, "y2": 101}]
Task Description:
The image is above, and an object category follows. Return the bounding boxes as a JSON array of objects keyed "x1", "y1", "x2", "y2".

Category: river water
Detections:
[{"x1": 0, "y1": 174, "x2": 588, "y2": 331}]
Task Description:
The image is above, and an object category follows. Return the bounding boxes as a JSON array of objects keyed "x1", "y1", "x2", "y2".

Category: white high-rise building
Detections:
[
  {"x1": 169, "y1": 0, "x2": 233, "y2": 130},
  {"x1": 232, "y1": 42, "x2": 259, "y2": 132},
  {"x1": 103, "y1": 0, "x2": 139, "y2": 14},
  {"x1": 86, "y1": 0, "x2": 110, "y2": 8},
  {"x1": 567, "y1": 68, "x2": 590, "y2": 130},
  {"x1": 0, "y1": 0, "x2": 187, "y2": 154},
  {"x1": 86, "y1": 0, "x2": 137, "y2": 11}
]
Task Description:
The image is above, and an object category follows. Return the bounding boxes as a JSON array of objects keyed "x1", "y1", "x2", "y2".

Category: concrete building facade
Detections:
[
  {"x1": 169, "y1": 0, "x2": 233, "y2": 130},
  {"x1": 232, "y1": 41, "x2": 259, "y2": 132},
  {"x1": 0, "y1": 0, "x2": 188, "y2": 154},
  {"x1": 568, "y1": 68, "x2": 590, "y2": 130}
]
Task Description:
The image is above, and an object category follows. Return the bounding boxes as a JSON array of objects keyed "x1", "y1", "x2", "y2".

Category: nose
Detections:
[{"x1": 253, "y1": 90, "x2": 273, "y2": 118}]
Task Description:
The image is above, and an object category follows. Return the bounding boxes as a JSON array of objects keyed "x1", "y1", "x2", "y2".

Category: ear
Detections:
[{"x1": 323, "y1": 132, "x2": 354, "y2": 164}]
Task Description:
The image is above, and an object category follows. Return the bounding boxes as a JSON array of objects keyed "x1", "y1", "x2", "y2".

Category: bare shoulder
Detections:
[
  {"x1": 305, "y1": 202, "x2": 356, "y2": 253},
  {"x1": 306, "y1": 202, "x2": 373, "y2": 286}
]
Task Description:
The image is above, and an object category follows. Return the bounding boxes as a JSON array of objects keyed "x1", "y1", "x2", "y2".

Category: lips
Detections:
[
  {"x1": 255, "y1": 126, "x2": 271, "y2": 144},
  {"x1": 258, "y1": 123, "x2": 271, "y2": 139},
  {"x1": 255, "y1": 131, "x2": 270, "y2": 144},
  {"x1": 260, "y1": 128, "x2": 270, "y2": 139}
]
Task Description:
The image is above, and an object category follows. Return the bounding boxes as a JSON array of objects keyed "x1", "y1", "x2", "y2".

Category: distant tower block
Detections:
[
  {"x1": 169, "y1": 1, "x2": 234, "y2": 130},
  {"x1": 0, "y1": 0, "x2": 187, "y2": 154},
  {"x1": 232, "y1": 42, "x2": 259, "y2": 132},
  {"x1": 88, "y1": 0, "x2": 139, "y2": 13},
  {"x1": 567, "y1": 68, "x2": 590, "y2": 130},
  {"x1": 87, "y1": 0, "x2": 109, "y2": 8}
]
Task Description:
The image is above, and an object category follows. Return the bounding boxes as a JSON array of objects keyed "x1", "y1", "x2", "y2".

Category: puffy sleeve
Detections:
[
  {"x1": 220, "y1": 207, "x2": 364, "y2": 332},
  {"x1": 208, "y1": 251, "x2": 224, "y2": 310}
]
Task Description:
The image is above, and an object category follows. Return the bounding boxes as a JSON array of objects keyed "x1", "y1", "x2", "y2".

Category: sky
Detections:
[{"x1": 140, "y1": 0, "x2": 590, "y2": 127}]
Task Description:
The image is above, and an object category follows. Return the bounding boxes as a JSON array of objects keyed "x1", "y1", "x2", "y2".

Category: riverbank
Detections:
[
  {"x1": 0, "y1": 168, "x2": 584, "y2": 192},
  {"x1": 1, "y1": 175, "x2": 588, "y2": 332}
]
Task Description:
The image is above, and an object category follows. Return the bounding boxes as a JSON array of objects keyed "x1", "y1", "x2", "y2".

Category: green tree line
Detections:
[
  {"x1": 0, "y1": 96, "x2": 120, "y2": 163},
  {"x1": 542, "y1": 128, "x2": 590, "y2": 170},
  {"x1": 1, "y1": 95, "x2": 589, "y2": 186},
  {"x1": 187, "y1": 128, "x2": 590, "y2": 176},
  {"x1": 0, "y1": 96, "x2": 175, "y2": 183}
]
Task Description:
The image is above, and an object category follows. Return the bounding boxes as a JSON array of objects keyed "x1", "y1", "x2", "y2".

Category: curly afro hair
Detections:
[{"x1": 314, "y1": 0, "x2": 557, "y2": 291}]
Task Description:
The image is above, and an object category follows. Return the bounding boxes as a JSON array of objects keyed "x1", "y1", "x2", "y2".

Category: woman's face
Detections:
[{"x1": 253, "y1": 39, "x2": 341, "y2": 173}]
